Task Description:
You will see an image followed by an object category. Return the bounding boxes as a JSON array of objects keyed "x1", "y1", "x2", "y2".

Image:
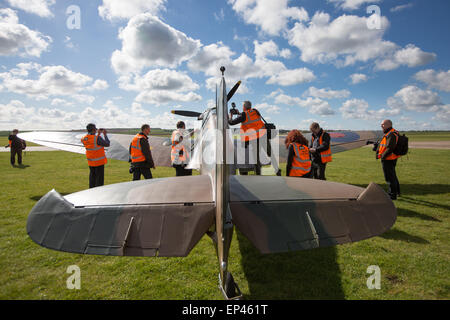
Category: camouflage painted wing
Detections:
[
  {"x1": 18, "y1": 131, "x2": 172, "y2": 166},
  {"x1": 229, "y1": 176, "x2": 396, "y2": 254},
  {"x1": 27, "y1": 176, "x2": 215, "y2": 257}
]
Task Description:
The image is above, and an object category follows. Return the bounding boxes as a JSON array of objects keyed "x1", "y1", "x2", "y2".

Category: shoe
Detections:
[
  {"x1": 390, "y1": 195, "x2": 397, "y2": 200},
  {"x1": 276, "y1": 169, "x2": 281, "y2": 176}
]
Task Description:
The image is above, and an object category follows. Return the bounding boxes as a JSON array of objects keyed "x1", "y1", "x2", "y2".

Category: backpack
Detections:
[{"x1": 393, "y1": 132, "x2": 408, "y2": 156}]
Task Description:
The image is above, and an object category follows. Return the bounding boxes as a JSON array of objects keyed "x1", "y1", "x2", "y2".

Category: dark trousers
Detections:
[
  {"x1": 89, "y1": 165, "x2": 104, "y2": 188},
  {"x1": 381, "y1": 159, "x2": 400, "y2": 198},
  {"x1": 239, "y1": 138, "x2": 264, "y2": 175},
  {"x1": 173, "y1": 165, "x2": 192, "y2": 177},
  {"x1": 133, "y1": 167, "x2": 152, "y2": 181},
  {"x1": 10, "y1": 149, "x2": 22, "y2": 165},
  {"x1": 311, "y1": 162, "x2": 327, "y2": 180}
]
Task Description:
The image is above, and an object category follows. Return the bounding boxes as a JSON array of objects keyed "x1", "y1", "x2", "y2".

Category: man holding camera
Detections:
[
  {"x1": 5, "y1": 129, "x2": 26, "y2": 167},
  {"x1": 373, "y1": 119, "x2": 401, "y2": 200},
  {"x1": 129, "y1": 124, "x2": 155, "y2": 180},
  {"x1": 81, "y1": 123, "x2": 110, "y2": 188},
  {"x1": 228, "y1": 101, "x2": 281, "y2": 176}
]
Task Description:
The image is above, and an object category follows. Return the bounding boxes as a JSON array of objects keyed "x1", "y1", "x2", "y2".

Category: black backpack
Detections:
[{"x1": 393, "y1": 132, "x2": 408, "y2": 156}]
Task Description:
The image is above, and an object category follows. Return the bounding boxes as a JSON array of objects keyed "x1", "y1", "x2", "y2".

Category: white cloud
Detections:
[
  {"x1": 329, "y1": 0, "x2": 381, "y2": 11},
  {"x1": 350, "y1": 73, "x2": 368, "y2": 84},
  {"x1": 0, "y1": 63, "x2": 107, "y2": 101},
  {"x1": 414, "y1": 69, "x2": 450, "y2": 92},
  {"x1": 0, "y1": 8, "x2": 52, "y2": 57},
  {"x1": 375, "y1": 44, "x2": 436, "y2": 71},
  {"x1": 280, "y1": 48, "x2": 292, "y2": 59},
  {"x1": 214, "y1": 8, "x2": 225, "y2": 21},
  {"x1": 6, "y1": 0, "x2": 55, "y2": 18},
  {"x1": 254, "y1": 102, "x2": 280, "y2": 114},
  {"x1": 98, "y1": 0, "x2": 166, "y2": 21},
  {"x1": 390, "y1": 3, "x2": 414, "y2": 13},
  {"x1": 340, "y1": 98, "x2": 400, "y2": 120},
  {"x1": 111, "y1": 13, "x2": 201, "y2": 74},
  {"x1": 254, "y1": 40, "x2": 279, "y2": 59},
  {"x1": 302, "y1": 86, "x2": 350, "y2": 99},
  {"x1": 51, "y1": 98, "x2": 74, "y2": 107},
  {"x1": 266, "y1": 68, "x2": 316, "y2": 86},
  {"x1": 118, "y1": 69, "x2": 201, "y2": 105},
  {"x1": 271, "y1": 91, "x2": 335, "y2": 115},
  {"x1": 387, "y1": 85, "x2": 443, "y2": 112},
  {"x1": 189, "y1": 41, "x2": 306, "y2": 90},
  {"x1": 228, "y1": 0, "x2": 308, "y2": 36},
  {"x1": 287, "y1": 12, "x2": 395, "y2": 66}
]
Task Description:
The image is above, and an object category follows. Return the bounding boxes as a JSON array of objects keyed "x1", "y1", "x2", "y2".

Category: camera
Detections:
[
  {"x1": 129, "y1": 166, "x2": 134, "y2": 174},
  {"x1": 230, "y1": 102, "x2": 239, "y2": 115},
  {"x1": 372, "y1": 142, "x2": 379, "y2": 152}
]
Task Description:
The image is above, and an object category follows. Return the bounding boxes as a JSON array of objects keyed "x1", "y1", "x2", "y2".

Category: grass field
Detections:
[{"x1": 0, "y1": 140, "x2": 449, "y2": 299}]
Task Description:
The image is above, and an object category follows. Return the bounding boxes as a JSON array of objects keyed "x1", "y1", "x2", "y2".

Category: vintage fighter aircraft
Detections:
[{"x1": 21, "y1": 67, "x2": 396, "y2": 299}]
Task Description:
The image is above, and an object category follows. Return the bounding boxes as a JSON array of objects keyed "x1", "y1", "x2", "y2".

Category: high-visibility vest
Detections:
[
  {"x1": 312, "y1": 132, "x2": 332, "y2": 163},
  {"x1": 81, "y1": 134, "x2": 107, "y2": 167},
  {"x1": 171, "y1": 130, "x2": 189, "y2": 165},
  {"x1": 240, "y1": 109, "x2": 266, "y2": 142},
  {"x1": 8, "y1": 139, "x2": 11, "y2": 147},
  {"x1": 289, "y1": 143, "x2": 311, "y2": 177},
  {"x1": 377, "y1": 128, "x2": 400, "y2": 160},
  {"x1": 130, "y1": 133, "x2": 147, "y2": 163}
]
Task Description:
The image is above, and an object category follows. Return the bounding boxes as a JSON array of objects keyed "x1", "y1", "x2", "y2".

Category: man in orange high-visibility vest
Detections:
[
  {"x1": 309, "y1": 122, "x2": 332, "y2": 180},
  {"x1": 171, "y1": 121, "x2": 192, "y2": 176},
  {"x1": 5, "y1": 129, "x2": 26, "y2": 167},
  {"x1": 81, "y1": 123, "x2": 110, "y2": 188},
  {"x1": 129, "y1": 124, "x2": 155, "y2": 181},
  {"x1": 375, "y1": 119, "x2": 401, "y2": 200},
  {"x1": 228, "y1": 100, "x2": 281, "y2": 176}
]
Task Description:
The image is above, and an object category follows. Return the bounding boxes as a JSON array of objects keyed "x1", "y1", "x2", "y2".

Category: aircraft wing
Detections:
[
  {"x1": 229, "y1": 175, "x2": 396, "y2": 254},
  {"x1": 18, "y1": 131, "x2": 172, "y2": 166},
  {"x1": 26, "y1": 175, "x2": 214, "y2": 257},
  {"x1": 278, "y1": 130, "x2": 382, "y2": 161}
]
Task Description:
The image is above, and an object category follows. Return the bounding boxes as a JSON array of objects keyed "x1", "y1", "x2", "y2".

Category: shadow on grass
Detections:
[
  {"x1": 236, "y1": 231, "x2": 344, "y2": 299},
  {"x1": 397, "y1": 207, "x2": 442, "y2": 222},
  {"x1": 12, "y1": 164, "x2": 30, "y2": 169},
  {"x1": 379, "y1": 228, "x2": 429, "y2": 244},
  {"x1": 30, "y1": 193, "x2": 70, "y2": 202}
]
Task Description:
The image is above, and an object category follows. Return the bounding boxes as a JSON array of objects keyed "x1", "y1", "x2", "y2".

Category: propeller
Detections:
[
  {"x1": 227, "y1": 80, "x2": 241, "y2": 102},
  {"x1": 171, "y1": 110, "x2": 202, "y2": 118}
]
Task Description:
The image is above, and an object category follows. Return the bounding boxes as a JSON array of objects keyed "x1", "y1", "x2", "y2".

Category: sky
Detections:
[{"x1": 0, "y1": 0, "x2": 449, "y2": 131}]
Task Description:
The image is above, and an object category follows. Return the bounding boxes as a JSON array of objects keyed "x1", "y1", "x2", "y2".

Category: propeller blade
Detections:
[
  {"x1": 226, "y1": 80, "x2": 241, "y2": 101},
  {"x1": 171, "y1": 110, "x2": 202, "y2": 118}
]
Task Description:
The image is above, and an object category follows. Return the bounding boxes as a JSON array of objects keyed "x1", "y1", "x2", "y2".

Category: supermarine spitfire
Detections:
[{"x1": 21, "y1": 67, "x2": 396, "y2": 299}]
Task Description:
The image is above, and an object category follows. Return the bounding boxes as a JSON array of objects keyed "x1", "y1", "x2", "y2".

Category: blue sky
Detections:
[{"x1": 1, "y1": 0, "x2": 449, "y2": 131}]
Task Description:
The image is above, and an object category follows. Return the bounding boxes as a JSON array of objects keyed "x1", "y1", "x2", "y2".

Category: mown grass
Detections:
[
  {"x1": 404, "y1": 131, "x2": 450, "y2": 142},
  {"x1": 0, "y1": 145, "x2": 448, "y2": 300}
]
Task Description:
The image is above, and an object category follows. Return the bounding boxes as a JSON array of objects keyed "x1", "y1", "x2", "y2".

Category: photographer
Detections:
[
  {"x1": 81, "y1": 124, "x2": 110, "y2": 188},
  {"x1": 129, "y1": 124, "x2": 155, "y2": 180}
]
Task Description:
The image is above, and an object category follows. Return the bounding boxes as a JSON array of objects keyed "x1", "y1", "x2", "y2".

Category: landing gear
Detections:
[{"x1": 219, "y1": 271, "x2": 242, "y2": 300}]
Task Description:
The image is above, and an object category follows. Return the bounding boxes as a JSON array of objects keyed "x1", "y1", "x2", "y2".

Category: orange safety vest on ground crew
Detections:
[
  {"x1": 81, "y1": 134, "x2": 107, "y2": 167},
  {"x1": 377, "y1": 128, "x2": 400, "y2": 160},
  {"x1": 240, "y1": 109, "x2": 266, "y2": 142},
  {"x1": 289, "y1": 143, "x2": 311, "y2": 176},
  {"x1": 130, "y1": 133, "x2": 147, "y2": 163},
  {"x1": 171, "y1": 130, "x2": 188, "y2": 165},
  {"x1": 312, "y1": 132, "x2": 332, "y2": 163}
]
